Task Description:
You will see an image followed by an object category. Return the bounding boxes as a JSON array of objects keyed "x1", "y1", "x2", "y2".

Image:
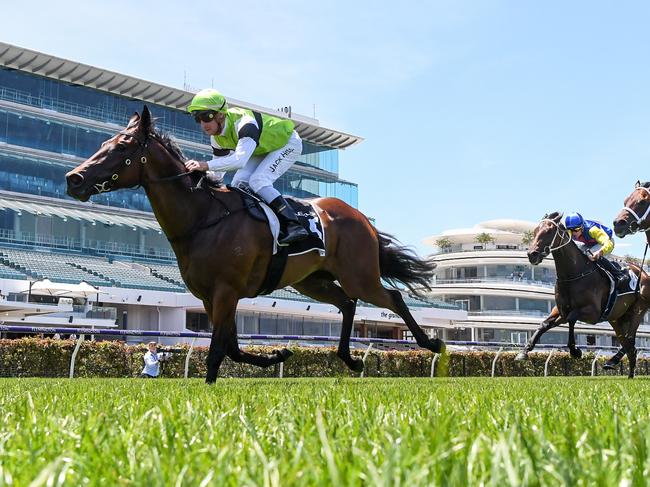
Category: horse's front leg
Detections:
[
  {"x1": 567, "y1": 319, "x2": 582, "y2": 359},
  {"x1": 204, "y1": 288, "x2": 239, "y2": 384},
  {"x1": 516, "y1": 307, "x2": 564, "y2": 360}
]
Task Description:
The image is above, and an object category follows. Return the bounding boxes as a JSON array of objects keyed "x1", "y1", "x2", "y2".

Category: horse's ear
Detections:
[
  {"x1": 542, "y1": 213, "x2": 548, "y2": 219},
  {"x1": 140, "y1": 106, "x2": 152, "y2": 133},
  {"x1": 635, "y1": 180, "x2": 641, "y2": 188},
  {"x1": 554, "y1": 212, "x2": 563, "y2": 223},
  {"x1": 126, "y1": 112, "x2": 140, "y2": 129}
]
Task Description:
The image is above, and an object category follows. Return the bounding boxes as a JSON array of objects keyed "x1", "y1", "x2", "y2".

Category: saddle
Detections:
[{"x1": 228, "y1": 185, "x2": 326, "y2": 295}]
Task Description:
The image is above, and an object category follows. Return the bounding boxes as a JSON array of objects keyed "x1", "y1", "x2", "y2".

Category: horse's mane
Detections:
[
  {"x1": 150, "y1": 128, "x2": 186, "y2": 163},
  {"x1": 641, "y1": 181, "x2": 650, "y2": 189},
  {"x1": 543, "y1": 211, "x2": 563, "y2": 222}
]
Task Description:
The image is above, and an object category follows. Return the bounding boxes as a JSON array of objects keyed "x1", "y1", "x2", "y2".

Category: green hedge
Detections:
[{"x1": 0, "y1": 338, "x2": 646, "y2": 378}]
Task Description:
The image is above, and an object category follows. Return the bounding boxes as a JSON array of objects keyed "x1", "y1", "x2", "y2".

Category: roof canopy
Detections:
[
  {"x1": 0, "y1": 42, "x2": 363, "y2": 150},
  {"x1": 0, "y1": 193, "x2": 161, "y2": 231}
]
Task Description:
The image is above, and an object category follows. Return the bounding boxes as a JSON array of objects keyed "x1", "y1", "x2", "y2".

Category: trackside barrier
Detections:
[
  {"x1": 591, "y1": 351, "x2": 604, "y2": 377},
  {"x1": 184, "y1": 337, "x2": 196, "y2": 379},
  {"x1": 1, "y1": 325, "x2": 647, "y2": 378},
  {"x1": 430, "y1": 353, "x2": 440, "y2": 378},
  {"x1": 544, "y1": 349, "x2": 557, "y2": 377},
  {"x1": 69, "y1": 334, "x2": 85, "y2": 379},
  {"x1": 360, "y1": 343, "x2": 374, "y2": 378},
  {"x1": 278, "y1": 341, "x2": 294, "y2": 378},
  {"x1": 491, "y1": 347, "x2": 504, "y2": 377}
]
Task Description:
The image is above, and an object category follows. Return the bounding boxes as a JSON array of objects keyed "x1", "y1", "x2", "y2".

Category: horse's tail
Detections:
[{"x1": 376, "y1": 231, "x2": 436, "y2": 297}]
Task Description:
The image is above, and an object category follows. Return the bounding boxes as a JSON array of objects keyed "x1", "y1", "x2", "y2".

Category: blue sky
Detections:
[{"x1": 3, "y1": 1, "x2": 650, "y2": 257}]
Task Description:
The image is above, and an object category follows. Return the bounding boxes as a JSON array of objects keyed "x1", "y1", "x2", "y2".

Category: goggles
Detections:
[{"x1": 193, "y1": 111, "x2": 218, "y2": 123}]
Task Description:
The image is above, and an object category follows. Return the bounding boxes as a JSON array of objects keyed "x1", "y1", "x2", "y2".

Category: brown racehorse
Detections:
[
  {"x1": 65, "y1": 107, "x2": 443, "y2": 383},
  {"x1": 515, "y1": 212, "x2": 650, "y2": 378}
]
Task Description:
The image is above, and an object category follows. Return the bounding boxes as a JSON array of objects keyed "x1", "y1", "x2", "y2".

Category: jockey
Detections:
[
  {"x1": 184, "y1": 88, "x2": 309, "y2": 246},
  {"x1": 564, "y1": 212, "x2": 630, "y2": 287}
]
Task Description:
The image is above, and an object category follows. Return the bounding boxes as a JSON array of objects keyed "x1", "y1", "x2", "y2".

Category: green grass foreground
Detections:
[{"x1": 1, "y1": 377, "x2": 649, "y2": 486}]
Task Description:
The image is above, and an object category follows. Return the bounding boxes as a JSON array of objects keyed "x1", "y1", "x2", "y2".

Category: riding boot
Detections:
[
  {"x1": 268, "y1": 196, "x2": 309, "y2": 246},
  {"x1": 597, "y1": 257, "x2": 630, "y2": 288}
]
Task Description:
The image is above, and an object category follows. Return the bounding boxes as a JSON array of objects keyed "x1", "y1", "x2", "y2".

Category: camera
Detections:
[{"x1": 158, "y1": 347, "x2": 182, "y2": 361}]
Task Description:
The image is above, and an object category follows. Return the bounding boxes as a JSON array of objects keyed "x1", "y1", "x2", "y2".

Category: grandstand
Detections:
[{"x1": 0, "y1": 41, "x2": 465, "y2": 341}]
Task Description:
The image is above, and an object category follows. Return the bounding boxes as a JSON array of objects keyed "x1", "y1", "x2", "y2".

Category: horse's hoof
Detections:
[
  {"x1": 276, "y1": 348, "x2": 293, "y2": 361},
  {"x1": 428, "y1": 338, "x2": 446, "y2": 354},
  {"x1": 349, "y1": 358, "x2": 364, "y2": 373},
  {"x1": 205, "y1": 377, "x2": 217, "y2": 385},
  {"x1": 515, "y1": 352, "x2": 528, "y2": 361},
  {"x1": 570, "y1": 348, "x2": 583, "y2": 359},
  {"x1": 602, "y1": 362, "x2": 616, "y2": 370}
]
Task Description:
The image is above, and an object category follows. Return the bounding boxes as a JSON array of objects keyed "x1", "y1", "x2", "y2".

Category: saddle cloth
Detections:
[
  {"x1": 229, "y1": 185, "x2": 325, "y2": 257},
  {"x1": 597, "y1": 263, "x2": 637, "y2": 321}
]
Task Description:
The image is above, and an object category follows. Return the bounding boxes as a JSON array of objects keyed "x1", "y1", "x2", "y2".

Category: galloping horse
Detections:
[
  {"x1": 65, "y1": 107, "x2": 443, "y2": 383},
  {"x1": 516, "y1": 212, "x2": 650, "y2": 378}
]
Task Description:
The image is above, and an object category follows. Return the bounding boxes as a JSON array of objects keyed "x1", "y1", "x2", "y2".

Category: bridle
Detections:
[
  {"x1": 620, "y1": 184, "x2": 650, "y2": 233},
  {"x1": 92, "y1": 131, "x2": 193, "y2": 195},
  {"x1": 538, "y1": 218, "x2": 572, "y2": 256}
]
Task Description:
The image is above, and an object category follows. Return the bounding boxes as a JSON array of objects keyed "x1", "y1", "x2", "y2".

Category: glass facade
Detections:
[
  {"x1": 0, "y1": 65, "x2": 359, "y2": 257},
  {"x1": 0, "y1": 68, "x2": 357, "y2": 200}
]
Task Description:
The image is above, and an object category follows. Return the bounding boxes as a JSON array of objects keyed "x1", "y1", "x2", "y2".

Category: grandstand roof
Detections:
[
  {"x1": 0, "y1": 42, "x2": 363, "y2": 150},
  {"x1": 0, "y1": 190, "x2": 161, "y2": 231}
]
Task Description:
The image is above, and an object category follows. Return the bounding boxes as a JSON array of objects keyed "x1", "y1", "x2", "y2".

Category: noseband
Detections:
[{"x1": 621, "y1": 185, "x2": 650, "y2": 233}]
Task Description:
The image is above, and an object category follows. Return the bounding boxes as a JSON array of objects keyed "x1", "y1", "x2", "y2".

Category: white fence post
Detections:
[
  {"x1": 69, "y1": 334, "x2": 85, "y2": 379},
  {"x1": 278, "y1": 341, "x2": 293, "y2": 378},
  {"x1": 430, "y1": 353, "x2": 440, "y2": 378},
  {"x1": 184, "y1": 337, "x2": 196, "y2": 379},
  {"x1": 491, "y1": 347, "x2": 504, "y2": 377},
  {"x1": 591, "y1": 351, "x2": 601, "y2": 377},
  {"x1": 544, "y1": 349, "x2": 556, "y2": 377},
  {"x1": 360, "y1": 343, "x2": 374, "y2": 378}
]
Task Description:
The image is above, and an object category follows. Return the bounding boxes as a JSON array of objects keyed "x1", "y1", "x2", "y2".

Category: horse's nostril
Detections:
[{"x1": 66, "y1": 173, "x2": 84, "y2": 188}]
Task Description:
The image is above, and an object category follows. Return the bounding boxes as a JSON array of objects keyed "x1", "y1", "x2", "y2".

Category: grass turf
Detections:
[{"x1": 1, "y1": 377, "x2": 649, "y2": 486}]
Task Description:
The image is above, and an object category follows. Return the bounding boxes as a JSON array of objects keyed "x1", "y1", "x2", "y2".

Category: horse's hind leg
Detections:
[
  {"x1": 515, "y1": 307, "x2": 564, "y2": 361},
  {"x1": 226, "y1": 333, "x2": 292, "y2": 368},
  {"x1": 344, "y1": 283, "x2": 442, "y2": 353},
  {"x1": 292, "y1": 274, "x2": 362, "y2": 372}
]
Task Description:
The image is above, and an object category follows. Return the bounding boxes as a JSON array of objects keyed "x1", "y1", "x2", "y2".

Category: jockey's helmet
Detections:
[
  {"x1": 187, "y1": 89, "x2": 228, "y2": 113},
  {"x1": 564, "y1": 212, "x2": 584, "y2": 230}
]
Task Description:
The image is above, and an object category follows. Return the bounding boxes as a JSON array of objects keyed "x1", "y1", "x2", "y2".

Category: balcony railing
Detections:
[
  {"x1": 434, "y1": 277, "x2": 555, "y2": 288},
  {"x1": 467, "y1": 310, "x2": 550, "y2": 318}
]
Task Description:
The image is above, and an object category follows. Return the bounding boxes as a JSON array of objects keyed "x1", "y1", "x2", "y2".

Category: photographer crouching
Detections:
[{"x1": 139, "y1": 341, "x2": 170, "y2": 378}]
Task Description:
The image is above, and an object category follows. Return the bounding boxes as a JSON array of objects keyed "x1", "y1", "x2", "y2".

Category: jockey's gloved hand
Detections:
[{"x1": 184, "y1": 160, "x2": 209, "y2": 172}]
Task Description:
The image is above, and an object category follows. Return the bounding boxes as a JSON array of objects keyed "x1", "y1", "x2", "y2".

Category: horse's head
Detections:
[
  {"x1": 66, "y1": 106, "x2": 154, "y2": 202},
  {"x1": 527, "y1": 212, "x2": 567, "y2": 265},
  {"x1": 613, "y1": 181, "x2": 650, "y2": 238}
]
